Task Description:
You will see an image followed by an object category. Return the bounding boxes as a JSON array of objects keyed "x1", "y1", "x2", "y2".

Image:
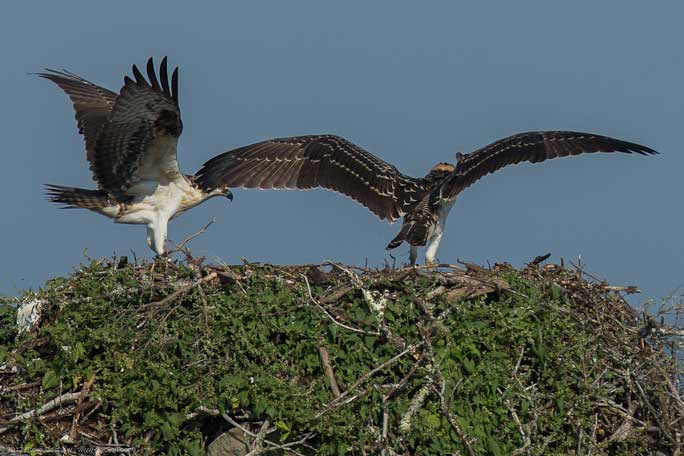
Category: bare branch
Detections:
[
  {"x1": 302, "y1": 275, "x2": 379, "y2": 336},
  {"x1": 318, "y1": 342, "x2": 341, "y2": 398}
]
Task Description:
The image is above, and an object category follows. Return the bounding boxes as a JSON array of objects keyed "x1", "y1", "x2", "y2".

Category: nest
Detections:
[{"x1": 0, "y1": 255, "x2": 682, "y2": 454}]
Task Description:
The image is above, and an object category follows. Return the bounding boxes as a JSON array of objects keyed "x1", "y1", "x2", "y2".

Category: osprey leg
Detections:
[
  {"x1": 147, "y1": 220, "x2": 169, "y2": 256},
  {"x1": 409, "y1": 246, "x2": 419, "y2": 266},
  {"x1": 425, "y1": 230, "x2": 444, "y2": 265}
]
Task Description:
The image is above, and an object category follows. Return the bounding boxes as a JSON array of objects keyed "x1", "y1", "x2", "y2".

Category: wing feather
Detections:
[
  {"x1": 38, "y1": 69, "x2": 117, "y2": 162},
  {"x1": 441, "y1": 131, "x2": 657, "y2": 200},
  {"x1": 92, "y1": 57, "x2": 183, "y2": 195},
  {"x1": 160, "y1": 57, "x2": 170, "y2": 96},
  {"x1": 197, "y1": 135, "x2": 429, "y2": 221}
]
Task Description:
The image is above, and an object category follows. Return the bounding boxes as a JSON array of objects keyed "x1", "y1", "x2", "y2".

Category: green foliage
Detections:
[
  {"x1": 0, "y1": 259, "x2": 679, "y2": 455},
  {"x1": 0, "y1": 298, "x2": 17, "y2": 363}
]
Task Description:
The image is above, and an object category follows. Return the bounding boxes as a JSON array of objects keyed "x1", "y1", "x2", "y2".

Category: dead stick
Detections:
[
  {"x1": 169, "y1": 218, "x2": 216, "y2": 253},
  {"x1": 246, "y1": 419, "x2": 270, "y2": 455},
  {"x1": 315, "y1": 342, "x2": 423, "y2": 419},
  {"x1": 302, "y1": 275, "x2": 378, "y2": 336},
  {"x1": 2, "y1": 380, "x2": 41, "y2": 392},
  {"x1": 318, "y1": 342, "x2": 341, "y2": 398},
  {"x1": 221, "y1": 414, "x2": 311, "y2": 455},
  {"x1": 69, "y1": 374, "x2": 96, "y2": 441},
  {"x1": 143, "y1": 272, "x2": 218, "y2": 308},
  {"x1": 0, "y1": 392, "x2": 82, "y2": 434}
]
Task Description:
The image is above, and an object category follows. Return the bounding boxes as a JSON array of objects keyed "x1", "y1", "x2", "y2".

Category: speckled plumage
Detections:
[{"x1": 197, "y1": 131, "x2": 656, "y2": 265}]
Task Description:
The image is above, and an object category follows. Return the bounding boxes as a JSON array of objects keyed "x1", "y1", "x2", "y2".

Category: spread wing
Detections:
[
  {"x1": 92, "y1": 57, "x2": 183, "y2": 196},
  {"x1": 441, "y1": 131, "x2": 657, "y2": 200},
  {"x1": 38, "y1": 69, "x2": 117, "y2": 162},
  {"x1": 196, "y1": 135, "x2": 429, "y2": 222}
]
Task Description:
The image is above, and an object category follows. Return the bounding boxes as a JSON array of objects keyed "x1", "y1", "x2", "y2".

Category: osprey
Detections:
[
  {"x1": 197, "y1": 132, "x2": 656, "y2": 265},
  {"x1": 41, "y1": 57, "x2": 233, "y2": 255}
]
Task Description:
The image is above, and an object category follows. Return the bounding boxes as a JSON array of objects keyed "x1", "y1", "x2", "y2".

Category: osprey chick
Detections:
[{"x1": 197, "y1": 132, "x2": 656, "y2": 265}]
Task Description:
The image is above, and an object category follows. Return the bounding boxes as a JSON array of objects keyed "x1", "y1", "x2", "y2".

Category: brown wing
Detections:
[
  {"x1": 92, "y1": 57, "x2": 183, "y2": 196},
  {"x1": 196, "y1": 135, "x2": 429, "y2": 222},
  {"x1": 441, "y1": 131, "x2": 657, "y2": 200},
  {"x1": 38, "y1": 69, "x2": 117, "y2": 162}
]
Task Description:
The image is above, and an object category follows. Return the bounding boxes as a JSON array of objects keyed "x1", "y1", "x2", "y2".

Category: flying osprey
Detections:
[
  {"x1": 41, "y1": 57, "x2": 233, "y2": 255},
  {"x1": 197, "y1": 132, "x2": 656, "y2": 265}
]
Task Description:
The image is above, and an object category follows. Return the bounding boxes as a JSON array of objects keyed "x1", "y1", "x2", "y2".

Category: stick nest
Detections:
[{"x1": 0, "y1": 255, "x2": 681, "y2": 455}]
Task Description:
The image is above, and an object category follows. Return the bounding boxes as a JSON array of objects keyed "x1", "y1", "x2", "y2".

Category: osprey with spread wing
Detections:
[
  {"x1": 197, "y1": 132, "x2": 656, "y2": 265},
  {"x1": 41, "y1": 57, "x2": 233, "y2": 255}
]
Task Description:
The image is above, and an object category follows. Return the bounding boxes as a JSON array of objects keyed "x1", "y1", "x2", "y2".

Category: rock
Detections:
[{"x1": 207, "y1": 428, "x2": 251, "y2": 456}]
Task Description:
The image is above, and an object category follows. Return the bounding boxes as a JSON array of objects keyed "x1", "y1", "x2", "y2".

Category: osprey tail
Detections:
[
  {"x1": 386, "y1": 197, "x2": 438, "y2": 250},
  {"x1": 386, "y1": 219, "x2": 432, "y2": 250},
  {"x1": 386, "y1": 222, "x2": 413, "y2": 249},
  {"x1": 45, "y1": 185, "x2": 118, "y2": 217}
]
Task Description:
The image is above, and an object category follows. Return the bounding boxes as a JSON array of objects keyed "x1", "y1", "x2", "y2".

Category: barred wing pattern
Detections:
[
  {"x1": 197, "y1": 135, "x2": 430, "y2": 221},
  {"x1": 386, "y1": 196, "x2": 438, "y2": 248},
  {"x1": 38, "y1": 70, "x2": 117, "y2": 162},
  {"x1": 93, "y1": 57, "x2": 183, "y2": 196},
  {"x1": 441, "y1": 131, "x2": 657, "y2": 200}
]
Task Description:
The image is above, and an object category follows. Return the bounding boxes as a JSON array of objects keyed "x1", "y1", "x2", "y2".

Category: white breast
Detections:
[{"x1": 115, "y1": 179, "x2": 191, "y2": 225}]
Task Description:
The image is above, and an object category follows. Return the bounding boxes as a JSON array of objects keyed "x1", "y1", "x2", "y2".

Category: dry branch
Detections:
[
  {"x1": 318, "y1": 342, "x2": 341, "y2": 398},
  {"x1": 0, "y1": 392, "x2": 82, "y2": 435}
]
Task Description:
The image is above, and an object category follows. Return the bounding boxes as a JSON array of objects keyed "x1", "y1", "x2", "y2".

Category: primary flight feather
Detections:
[{"x1": 41, "y1": 57, "x2": 233, "y2": 255}]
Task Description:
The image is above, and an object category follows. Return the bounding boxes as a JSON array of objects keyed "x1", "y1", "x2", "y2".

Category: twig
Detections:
[
  {"x1": 634, "y1": 378, "x2": 676, "y2": 444},
  {"x1": 0, "y1": 446, "x2": 135, "y2": 454},
  {"x1": 2, "y1": 380, "x2": 41, "y2": 392},
  {"x1": 315, "y1": 342, "x2": 423, "y2": 419},
  {"x1": 246, "y1": 419, "x2": 270, "y2": 455},
  {"x1": 143, "y1": 272, "x2": 218, "y2": 308},
  {"x1": 141, "y1": 272, "x2": 218, "y2": 351},
  {"x1": 0, "y1": 392, "x2": 82, "y2": 434},
  {"x1": 383, "y1": 351, "x2": 425, "y2": 401},
  {"x1": 302, "y1": 275, "x2": 378, "y2": 336},
  {"x1": 381, "y1": 401, "x2": 389, "y2": 448},
  {"x1": 513, "y1": 346, "x2": 525, "y2": 375},
  {"x1": 318, "y1": 342, "x2": 341, "y2": 398},
  {"x1": 169, "y1": 218, "x2": 216, "y2": 254},
  {"x1": 428, "y1": 329, "x2": 476, "y2": 456},
  {"x1": 221, "y1": 414, "x2": 312, "y2": 455},
  {"x1": 69, "y1": 374, "x2": 96, "y2": 442},
  {"x1": 433, "y1": 384, "x2": 476, "y2": 456},
  {"x1": 604, "y1": 285, "x2": 641, "y2": 294},
  {"x1": 498, "y1": 387, "x2": 530, "y2": 455},
  {"x1": 413, "y1": 263, "x2": 465, "y2": 271}
]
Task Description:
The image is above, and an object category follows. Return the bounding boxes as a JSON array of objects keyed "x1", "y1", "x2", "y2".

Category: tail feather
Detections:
[
  {"x1": 386, "y1": 221, "x2": 416, "y2": 250},
  {"x1": 387, "y1": 206, "x2": 436, "y2": 250},
  {"x1": 45, "y1": 184, "x2": 114, "y2": 214}
]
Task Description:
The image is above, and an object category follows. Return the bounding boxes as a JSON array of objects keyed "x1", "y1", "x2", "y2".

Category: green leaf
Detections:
[
  {"x1": 41, "y1": 369, "x2": 58, "y2": 390},
  {"x1": 463, "y1": 357, "x2": 476, "y2": 374},
  {"x1": 425, "y1": 414, "x2": 441, "y2": 428}
]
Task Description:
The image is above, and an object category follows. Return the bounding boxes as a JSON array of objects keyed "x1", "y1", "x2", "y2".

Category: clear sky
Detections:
[{"x1": 1, "y1": 1, "x2": 681, "y2": 304}]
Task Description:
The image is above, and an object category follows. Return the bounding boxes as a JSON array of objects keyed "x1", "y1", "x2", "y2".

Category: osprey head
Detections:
[
  {"x1": 424, "y1": 162, "x2": 455, "y2": 182},
  {"x1": 430, "y1": 162, "x2": 456, "y2": 173}
]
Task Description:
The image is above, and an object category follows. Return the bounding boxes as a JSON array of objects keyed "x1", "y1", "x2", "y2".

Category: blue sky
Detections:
[{"x1": 1, "y1": 1, "x2": 681, "y2": 304}]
